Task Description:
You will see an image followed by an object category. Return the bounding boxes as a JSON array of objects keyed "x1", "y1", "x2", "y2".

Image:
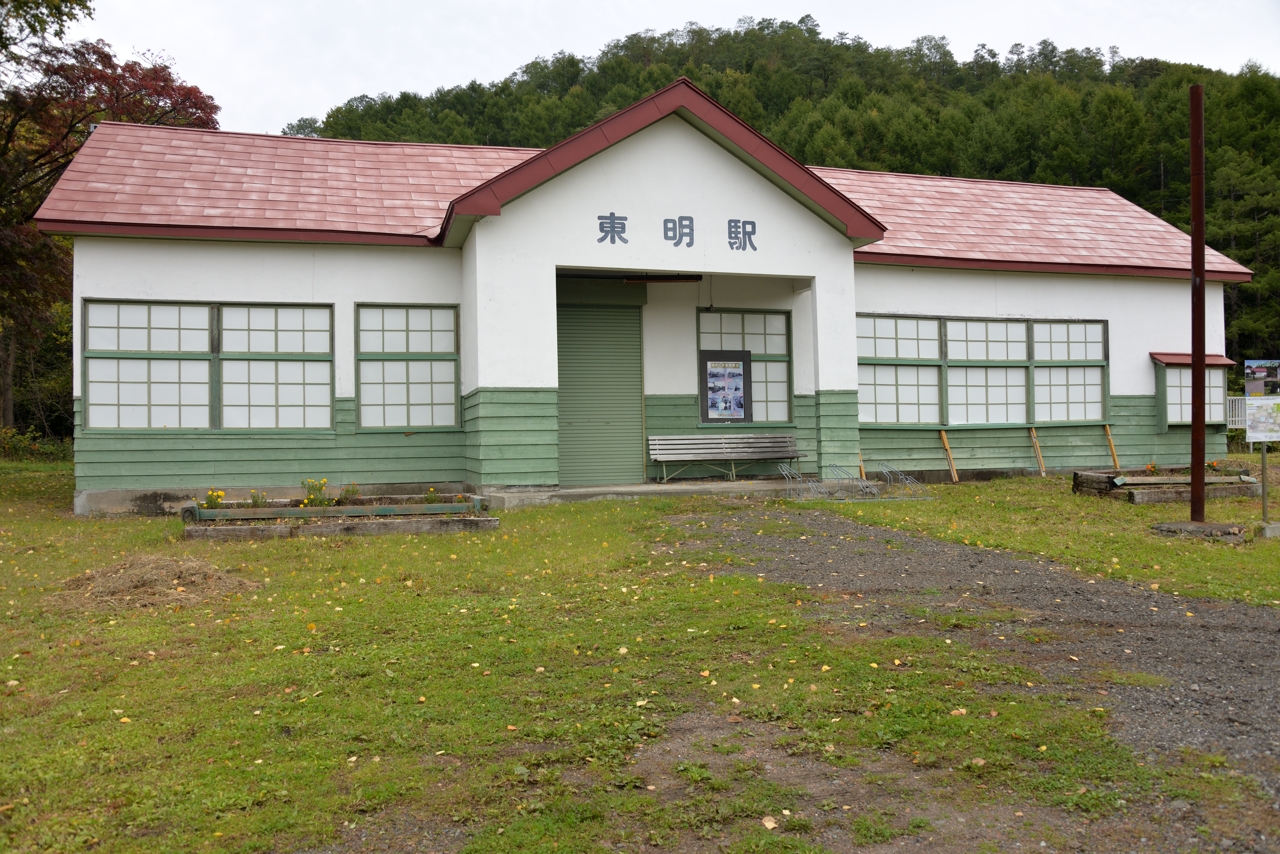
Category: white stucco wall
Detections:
[
  {"x1": 462, "y1": 115, "x2": 859, "y2": 395},
  {"x1": 71, "y1": 237, "x2": 462, "y2": 398},
  {"x1": 642, "y1": 276, "x2": 814, "y2": 396},
  {"x1": 853, "y1": 264, "x2": 1227, "y2": 396}
]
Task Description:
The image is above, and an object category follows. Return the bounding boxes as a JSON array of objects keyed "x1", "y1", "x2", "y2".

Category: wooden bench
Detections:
[{"x1": 648, "y1": 433, "x2": 802, "y2": 482}]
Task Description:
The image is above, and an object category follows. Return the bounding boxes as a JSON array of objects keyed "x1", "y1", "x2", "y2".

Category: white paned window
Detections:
[
  {"x1": 699, "y1": 311, "x2": 788, "y2": 355},
  {"x1": 359, "y1": 360, "x2": 456, "y2": 427},
  {"x1": 85, "y1": 358, "x2": 209, "y2": 428},
  {"x1": 699, "y1": 311, "x2": 790, "y2": 422},
  {"x1": 751, "y1": 361, "x2": 791, "y2": 423},
  {"x1": 86, "y1": 302, "x2": 209, "y2": 352},
  {"x1": 359, "y1": 307, "x2": 455, "y2": 354},
  {"x1": 856, "y1": 316, "x2": 940, "y2": 359},
  {"x1": 947, "y1": 366, "x2": 1027, "y2": 425},
  {"x1": 1166, "y1": 367, "x2": 1225, "y2": 423},
  {"x1": 1034, "y1": 366, "x2": 1103, "y2": 422},
  {"x1": 357, "y1": 305, "x2": 459, "y2": 428},
  {"x1": 946, "y1": 320, "x2": 1027, "y2": 361},
  {"x1": 858, "y1": 364, "x2": 940, "y2": 424},
  {"x1": 1033, "y1": 322, "x2": 1104, "y2": 361},
  {"x1": 223, "y1": 306, "x2": 331, "y2": 354},
  {"x1": 222, "y1": 360, "x2": 331, "y2": 429}
]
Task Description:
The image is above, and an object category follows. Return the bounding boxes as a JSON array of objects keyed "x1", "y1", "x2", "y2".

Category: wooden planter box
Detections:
[
  {"x1": 1072, "y1": 469, "x2": 1260, "y2": 505},
  {"x1": 180, "y1": 494, "x2": 496, "y2": 540}
]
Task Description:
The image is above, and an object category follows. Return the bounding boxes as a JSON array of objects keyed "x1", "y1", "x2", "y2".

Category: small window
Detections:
[
  {"x1": 858, "y1": 364, "x2": 940, "y2": 424},
  {"x1": 86, "y1": 302, "x2": 209, "y2": 352},
  {"x1": 1033, "y1": 322, "x2": 1104, "y2": 361},
  {"x1": 359, "y1": 306, "x2": 455, "y2": 355},
  {"x1": 856, "y1": 316, "x2": 940, "y2": 359},
  {"x1": 222, "y1": 306, "x2": 331, "y2": 354},
  {"x1": 946, "y1": 320, "x2": 1027, "y2": 361},
  {"x1": 221, "y1": 360, "x2": 331, "y2": 429},
  {"x1": 699, "y1": 311, "x2": 790, "y2": 422},
  {"x1": 86, "y1": 358, "x2": 209, "y2": 428},
  {"x1": 357, "y1": 305, "x2": 458, "y2": 428},
  {"x1": 947, "y1": 366, "x2": 1027, "y2": 425},
  {"x1": 1166, "y1": 367, "x2": 1225, "y2": 423},
  {"x1": 1034, "y1": 366, "x2": 1103, "y2": 422}
]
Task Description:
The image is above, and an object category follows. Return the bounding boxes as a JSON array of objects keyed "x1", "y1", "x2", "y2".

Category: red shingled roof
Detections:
[
  {"x1": 814, "y1": 168, "x2": 1251, "y2": 282},
  {"x1": 36, "y1": 122, "x2": 537, "y2": 245},
  {"x1": 37, "y1": 107, "x2": 1253, "y2": 283}
]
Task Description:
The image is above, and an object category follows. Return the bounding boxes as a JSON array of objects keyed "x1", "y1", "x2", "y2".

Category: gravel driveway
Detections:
[{"x1": 662, "y1": 504, "x2": 1280, "y2": 826}]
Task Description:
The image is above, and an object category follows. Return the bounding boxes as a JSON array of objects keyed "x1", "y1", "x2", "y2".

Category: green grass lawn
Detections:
[
  {"x1": 0, "y1": 462, "x2": 1272, "y2": 852},
  {"x1": 815, "y1": 460, "x2": 1280, "y2": 606}
]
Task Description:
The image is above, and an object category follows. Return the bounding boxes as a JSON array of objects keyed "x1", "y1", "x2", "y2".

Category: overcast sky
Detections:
[{"x1": 66, "y1": 0, "x2": 1280, "y2": 134}]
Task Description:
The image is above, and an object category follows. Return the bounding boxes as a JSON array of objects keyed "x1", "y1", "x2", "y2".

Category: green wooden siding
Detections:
[
  {"x1": 461, "y1": 388, "x2": 559, "y2": 486},
  {"x1": 1109, "y1": 395, "x2": 1227, "y2": 466},
  {"x1": 72, "y1": 397, "x2": 466, "y2": 490},
  {"x1": 642, "y1": 394, "x2": 819, "y2": 479},
  {"x1": 814, "y1": 390, "x2": 861, "y2": 473},
  {"x1": 557, "y1": 305, "x2": 645, "y2": 486},
  {"x1": 859, "y1": 395, "x2": 1227, "y2": 476}
]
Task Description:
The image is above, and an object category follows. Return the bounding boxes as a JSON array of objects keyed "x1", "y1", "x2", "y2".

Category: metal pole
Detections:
[
  {"x1": 1264, "y1": 443, "x2": 1270, "y2": 524},
  {"x1": 1190, "y1": 84, "x2": 1207, "y2": 522}
]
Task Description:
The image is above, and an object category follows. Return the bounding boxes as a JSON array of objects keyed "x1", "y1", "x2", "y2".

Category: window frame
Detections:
[
  {"x1": 354, "y1": 303, "x2": 461, "y2": 432},
  {"x1": 80, "y1": 299, "x2": 336, "y2": 434},
  {"x1": 695, "y1": 307, "x2": 793, "y2": 427},
  {"x1": 855, "y1": 313, "x2": 1110, "y2": 429},
  {"x1": 1155, "y1": 362, "x2": 1228, "y2": 432}
]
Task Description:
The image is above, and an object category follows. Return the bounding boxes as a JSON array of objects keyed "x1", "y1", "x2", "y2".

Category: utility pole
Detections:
[{"x1": 1189, "y1": 84, "x2": 1206, "y2": 522}]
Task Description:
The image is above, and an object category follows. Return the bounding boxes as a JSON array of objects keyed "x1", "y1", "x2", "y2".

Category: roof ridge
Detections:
[
  {"x1": 91, "y1": 121, "x2": 544, "y2": 155},
  {"x1": 812, "y1": 165, "x2": 1115, "y2": 194}
]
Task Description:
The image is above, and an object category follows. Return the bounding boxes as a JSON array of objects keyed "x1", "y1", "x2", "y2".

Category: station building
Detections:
[{"x1": 35, "y1": 79, "x2": 1252, "y2": 513}]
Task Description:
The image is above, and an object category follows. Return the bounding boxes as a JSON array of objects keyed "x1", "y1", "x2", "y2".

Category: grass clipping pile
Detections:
[{"x1": 57, "y1": 555, "x2": 260, "y2": 609}]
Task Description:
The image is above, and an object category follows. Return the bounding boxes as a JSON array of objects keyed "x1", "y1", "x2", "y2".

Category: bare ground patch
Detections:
[{"x1": 52, "y1": 554, "x2": 260, "y2": 609}]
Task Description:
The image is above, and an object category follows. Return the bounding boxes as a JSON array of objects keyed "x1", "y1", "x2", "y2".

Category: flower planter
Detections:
[{"x1": 179, "y1": 493, "x2": 496, "y2": 540}]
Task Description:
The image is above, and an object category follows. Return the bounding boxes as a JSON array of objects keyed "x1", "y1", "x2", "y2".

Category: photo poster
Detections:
[
  {"x1": 1245, "y1": 396, "x2": 1280, "y2": 443},
  {"x1": 700, "y1": 350, "x2": 752, "y2": 423},
  {"x1": 1244, "y1": 360, "x2": 1280, "y2": 397}
]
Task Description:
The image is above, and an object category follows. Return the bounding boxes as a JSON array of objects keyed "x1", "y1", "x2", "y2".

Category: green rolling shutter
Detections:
[{"x1": 557, "y1": 304, "x2": 644, "y2": 486}]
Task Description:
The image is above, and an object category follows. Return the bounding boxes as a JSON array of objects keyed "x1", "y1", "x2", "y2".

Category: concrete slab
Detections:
[
  {"x1": 1256, "y1": 522, "x2": 1280, "y2": 539},
  {"x1": 1151, "y1": 521, "x2": 1248, "y2": 543}
]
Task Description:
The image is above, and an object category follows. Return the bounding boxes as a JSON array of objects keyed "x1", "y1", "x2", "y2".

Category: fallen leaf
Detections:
[
  {"x1": 700, "y1": 670, "x2": 710, "y2": 677},
  {"x1": 950, "y1": 708, "x2": 967, "y2": 716},
  {"x1": 761, "y1": 816, "x2": 778, "y2": 830},
  {"x1": 118, "y1": 717, "x2": 131, "y2": 723},
  {"x1": 506, "y1": 725, "x2": 518, "y2": 730},
  {"x1": 971, "y1": 757, "x2": 986, "y2": 767}
]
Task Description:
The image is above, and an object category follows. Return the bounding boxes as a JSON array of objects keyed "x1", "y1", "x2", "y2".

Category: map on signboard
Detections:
[
  {"x1": 1245, "y1": 396, "x2": 1280, "y2": 443},
  {"x1": 1244, "y1": 359, "x2": 1280, "y2": 397}
]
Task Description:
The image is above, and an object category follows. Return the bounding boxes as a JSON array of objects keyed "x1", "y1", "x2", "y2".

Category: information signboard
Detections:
[{"x1": 1245, "y1": 396, "x2": 1280, "y2": 443}]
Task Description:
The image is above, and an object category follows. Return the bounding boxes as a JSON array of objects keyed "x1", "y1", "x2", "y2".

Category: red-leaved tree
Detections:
[{"x1": 0, "y1": 38, "x2": 220, "y2": 428}]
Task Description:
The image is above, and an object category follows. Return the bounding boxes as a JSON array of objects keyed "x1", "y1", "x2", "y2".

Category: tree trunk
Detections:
[{"x1": 0, "y1": 329, "x2": 14, "y2": 429}]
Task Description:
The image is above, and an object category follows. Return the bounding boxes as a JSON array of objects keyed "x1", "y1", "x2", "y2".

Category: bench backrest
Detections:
[{"x1": 648, "y1": 433, "x2": 798, "y2": 461}]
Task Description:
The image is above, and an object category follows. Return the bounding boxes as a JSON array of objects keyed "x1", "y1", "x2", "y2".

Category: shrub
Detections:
[{"x1": 0, "y1": 427, "x2": 72, "y2": 462}]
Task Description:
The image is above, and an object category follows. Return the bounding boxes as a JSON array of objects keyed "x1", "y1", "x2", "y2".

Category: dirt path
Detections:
[{"x1": 659, "y1": 503, "x2": 1280, "y2": 851}]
